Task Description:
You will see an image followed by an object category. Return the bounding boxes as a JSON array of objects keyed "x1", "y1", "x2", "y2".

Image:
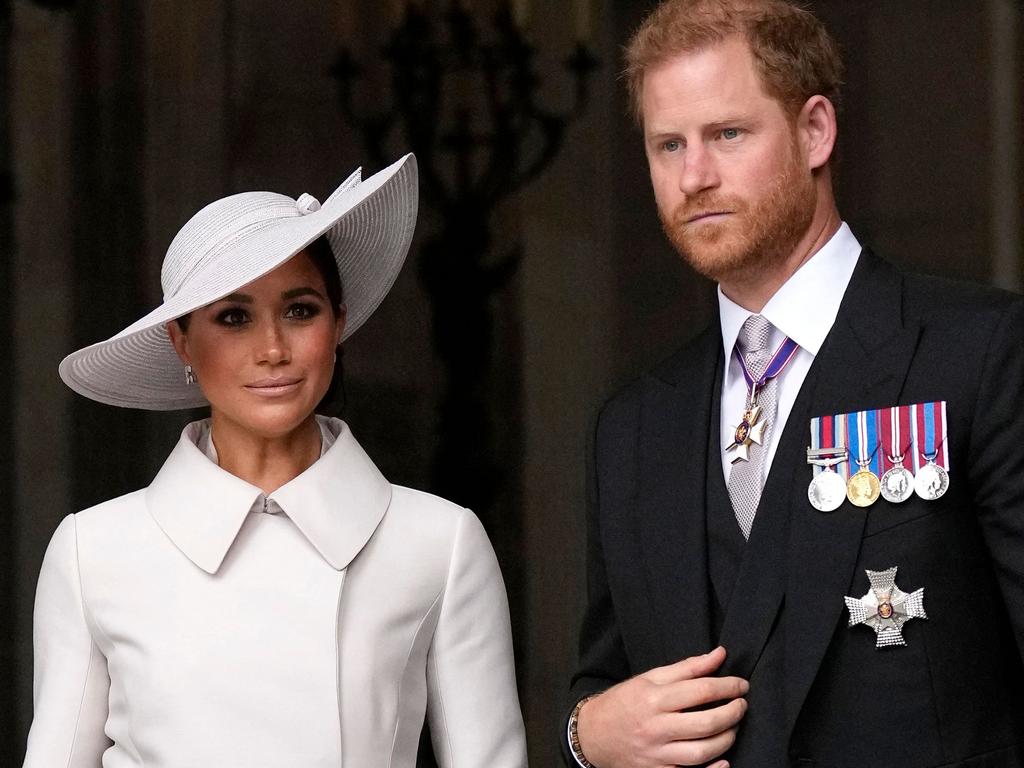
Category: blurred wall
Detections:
[{"x1": 3, "y1": 2, "x2": 1022, "y2": 767}]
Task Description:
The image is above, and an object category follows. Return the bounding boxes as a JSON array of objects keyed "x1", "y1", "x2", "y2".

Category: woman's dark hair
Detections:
[
  {"x1": 305, "y1": 235, "x2": 344, "y2": 316},
  {"x1": 307, "y1": 236, "x2": 347, "y2": 414}
]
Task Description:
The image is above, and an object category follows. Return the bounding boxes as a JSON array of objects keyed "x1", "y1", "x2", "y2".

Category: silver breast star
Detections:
[
  {"x1": 727, "y1": 405, "x2": 766, "y2": 464},
  {"x1": 844, "y1": 567, "x2": 927, "y2": 648}
]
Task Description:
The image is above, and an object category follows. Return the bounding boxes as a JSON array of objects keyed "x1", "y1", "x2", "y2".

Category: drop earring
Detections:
[{"x1": 184, "y1": 365, "x2": 197, "y2": 385}]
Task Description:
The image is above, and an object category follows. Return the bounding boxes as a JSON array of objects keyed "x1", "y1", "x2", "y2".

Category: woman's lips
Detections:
[{"x1": 244, "y1": 377, "x2": 303, "y2": 396}]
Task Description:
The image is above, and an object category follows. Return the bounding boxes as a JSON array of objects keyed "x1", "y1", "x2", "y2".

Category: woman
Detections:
[{"x1": 24, "y1": 154, "x2": 527, "y2": 767}]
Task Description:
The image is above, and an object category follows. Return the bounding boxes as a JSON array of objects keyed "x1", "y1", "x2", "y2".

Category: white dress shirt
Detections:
[
  {"x1": 718, "y1": 222, "x2": 861, "y2": 484},
  {"x1": 25, "y1": 416, "x2": 527, "y2": 768}
]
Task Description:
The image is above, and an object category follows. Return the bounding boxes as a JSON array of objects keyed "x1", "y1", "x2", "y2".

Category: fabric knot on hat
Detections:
[{"x1": 296, "y1": 193, "x2": 321, "y2": 215}]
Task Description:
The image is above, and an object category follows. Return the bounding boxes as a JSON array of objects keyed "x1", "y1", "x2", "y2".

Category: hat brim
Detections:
[{"x1": 59, "y1": 154, "x2": 418, "y2": 410}]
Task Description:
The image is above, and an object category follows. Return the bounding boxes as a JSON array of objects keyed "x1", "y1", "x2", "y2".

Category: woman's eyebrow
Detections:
[
  {"x1": 218, "y1": 292, "x2": 253, "y2": 304},
  {"x1": 281, "y1": 287, "x2": 326, "y2": 301}
]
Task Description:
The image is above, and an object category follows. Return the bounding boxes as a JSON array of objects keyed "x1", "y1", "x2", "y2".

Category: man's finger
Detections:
[
  {"x1": 657, "y1": 675, "x2": 749, "y2": 712},
  {"x1": 658, "y1": 725, "x2": 739, "y2": 767},
  {"x1": 643, "y1": 646, "x2": 728, "y2": 684},
  {"x1": 660, "y1": 697, "x2": 747, "y2": 741}
]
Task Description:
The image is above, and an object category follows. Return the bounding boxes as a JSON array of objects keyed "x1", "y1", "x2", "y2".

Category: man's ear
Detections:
[
  {"x1": 798, "y1": 95, "x2": 837, "y2": 171},
  {"x1": 166, "y1": 319, "x2": 192, "y2": 365}
]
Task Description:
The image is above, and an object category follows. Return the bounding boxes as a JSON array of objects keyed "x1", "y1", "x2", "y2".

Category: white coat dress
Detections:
[{"x1": 23, "y1": 417, "x2": 527, "y2": 767}]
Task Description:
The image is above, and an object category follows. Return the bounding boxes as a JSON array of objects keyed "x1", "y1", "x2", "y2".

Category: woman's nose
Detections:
[{"x1": 258, "y1": 320, "x2": 290, "y2": 365}]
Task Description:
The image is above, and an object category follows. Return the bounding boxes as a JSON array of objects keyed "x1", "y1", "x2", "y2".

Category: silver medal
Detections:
[
  {"x1": 808, "y1": 469, "x2": 847, "y2": 512},
  {"x1": 880, "y1": 465, "x2": 914, "y2": 504},
  {"x1": 914, "y1": 462, "x2": 949, "y2": 501}
]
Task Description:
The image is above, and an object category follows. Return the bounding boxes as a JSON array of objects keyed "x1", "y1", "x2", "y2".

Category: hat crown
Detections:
[{"x1": 161, "y1": 192, "x2": 304, "y2": 300}]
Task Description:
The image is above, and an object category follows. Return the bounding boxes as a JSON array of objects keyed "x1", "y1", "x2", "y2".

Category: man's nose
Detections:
[{"x1": 678, "y1": 145, "x2": 720, "y2": 197}]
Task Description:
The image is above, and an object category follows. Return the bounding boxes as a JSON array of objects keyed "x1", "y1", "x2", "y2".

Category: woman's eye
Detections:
[
  {"x1": 216, "y1": 308, "x2": 249, "y2": 326},
  {"x1": 286, "y1": 302, "x2": 321, "y2": 320},
  {"x1": 663, "y1": 139, "x2": 682, "y2": 153}
]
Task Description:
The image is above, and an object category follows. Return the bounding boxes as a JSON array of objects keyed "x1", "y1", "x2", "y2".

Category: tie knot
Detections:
[{"x1": 738, "y1": 314, "x2": 773, "y2": 355}]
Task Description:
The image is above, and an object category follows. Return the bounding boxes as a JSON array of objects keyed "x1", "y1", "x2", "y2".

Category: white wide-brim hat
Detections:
[{"x1": 59, "y1": 153, "x2": 418, "y2": 410}]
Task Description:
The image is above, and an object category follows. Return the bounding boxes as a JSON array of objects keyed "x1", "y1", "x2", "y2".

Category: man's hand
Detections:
[{"x1": 576, "y1": 646, "x2": 748, "y2": 768}]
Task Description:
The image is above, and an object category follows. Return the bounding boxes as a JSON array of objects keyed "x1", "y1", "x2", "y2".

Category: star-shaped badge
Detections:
[
  {"x1": 844, "y1": 567, "x2": 927, "y2": 648},
  {"x1": 727, "y1": 405, "x2": 765, "y2": 464}
]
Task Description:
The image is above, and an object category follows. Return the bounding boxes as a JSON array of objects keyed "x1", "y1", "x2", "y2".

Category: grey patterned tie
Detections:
[{"x1": 727, "y1": 314, "x2": 778, "y2": 539}]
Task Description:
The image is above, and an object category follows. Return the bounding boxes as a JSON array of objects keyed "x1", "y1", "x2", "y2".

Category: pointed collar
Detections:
[
  {"x1": 145, "y1": 417, "x2": 391, "y2": 574},
  {"x1": 718, "y1": 221, "x2": 862, "y2": 361}
]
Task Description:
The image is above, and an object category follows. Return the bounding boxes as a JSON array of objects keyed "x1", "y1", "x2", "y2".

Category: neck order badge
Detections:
[
  {"x1": 807, "y1": 401, "x2": 950, "y2": 512},
  {"x1": 726, "y1": 336, "x2": 800, "y2": 464}
]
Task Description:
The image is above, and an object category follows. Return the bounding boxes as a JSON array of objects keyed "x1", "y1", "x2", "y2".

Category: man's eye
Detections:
[
  {"x1": 286, "y1": 302, "x2": 321, "y2": 320},
  {"x1": 217, "y1": 308, "x2": 248, "y2": 326},
  {"x1": 721, "y1": 128, "x2": 741, "y2": 140}
]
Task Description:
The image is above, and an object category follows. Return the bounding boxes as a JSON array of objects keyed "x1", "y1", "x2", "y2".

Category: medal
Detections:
[
  {"x1": 727, "y1": 405, "x2": 765, "y2": 464},
  {"x1": 725, "y1": 334, "x2": 800, "y2": 463},
  {"x1": 880, "y1": 464, "x2": 914, "y2": 503},
  {"x1": 845, "y1": 410, "x2": 881, "y2": 508},
  {"x1": 806, "y1": 447, "x2": 849, "y2": 512},
  {"x1": 844, "y1": 566, "x2": 927, "y2": 648},
  {"x1": 914, "y1": 458, "x2": 949, "y2": 501},
  {"x1": 912, "y1": 401, "x2": 950, "y2": 501},
  {"x1": 879, "y1": 405, "x2": 914, "y2": 503},
  {"x1": 847, "y1": 462, "x2": 881, "y2": 507}
]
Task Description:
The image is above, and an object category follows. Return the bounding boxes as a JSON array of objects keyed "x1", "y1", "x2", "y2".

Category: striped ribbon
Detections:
[{"x1": 810, "y1": 401, "x2": 948, "y2": 480}]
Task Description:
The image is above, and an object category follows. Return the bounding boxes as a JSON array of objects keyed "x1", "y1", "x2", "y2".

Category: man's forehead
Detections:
[{"x1": 641, "y1": 38, "x2": 780, "y2": 130}]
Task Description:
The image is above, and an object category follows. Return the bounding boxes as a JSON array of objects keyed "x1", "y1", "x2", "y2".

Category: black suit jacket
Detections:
[{"x1": 568, "y1": 251, "x2": 1024, "y2": 767}]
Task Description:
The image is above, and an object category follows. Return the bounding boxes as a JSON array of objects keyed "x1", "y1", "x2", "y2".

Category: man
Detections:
[{"x1": 565, "y1": 1, "x2": 1024, "y2": 766}]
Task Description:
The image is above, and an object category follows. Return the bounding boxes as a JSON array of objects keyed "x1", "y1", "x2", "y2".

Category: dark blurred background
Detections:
[{"x1": 2, "y1": 1, "x2": 1021, "y2": 765}]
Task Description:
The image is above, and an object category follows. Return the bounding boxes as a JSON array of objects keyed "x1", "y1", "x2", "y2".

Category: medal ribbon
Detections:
[
  {"x1": 813, "y1": 402, "x2": 948, "y2": 480},
  {"x1": 846, "y1": 410, "x2": 880, "y2": 476},
  {"x1": 809, "y1": 413, "x2": 847, "y2": 478},
  {"x1": 913, "y1": 400, "x2": 949, "y2": 471},
  {"x1": 879, "y1": 406, "x2": 913, "y2": 473},
  {"x1": 734, "y1": 336, "x2": 800, "y2": 404}
]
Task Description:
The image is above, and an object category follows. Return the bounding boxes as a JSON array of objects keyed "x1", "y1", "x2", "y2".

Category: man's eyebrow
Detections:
[
  {"x1": 705, "y1": 116, "x2": 757, "y2": 130},
  {"x1": 282, "y1": 287, "x2": 327, "y2": 301}
]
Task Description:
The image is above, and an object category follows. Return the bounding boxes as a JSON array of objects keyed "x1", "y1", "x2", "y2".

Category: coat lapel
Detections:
[
  {"x1": 783, "y1": 250, "x2": 921, "y2": 735},
  {"x1": 716, "y1": 371, "x2": 808, "y2": 678},
  {"x1": 636, "y1": 327, "x2": 720, "y2": 662}
]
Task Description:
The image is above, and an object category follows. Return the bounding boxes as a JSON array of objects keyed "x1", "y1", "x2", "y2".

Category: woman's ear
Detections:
[{"x1": 166, "y1": 319, "x2": 192, "y2": 365}]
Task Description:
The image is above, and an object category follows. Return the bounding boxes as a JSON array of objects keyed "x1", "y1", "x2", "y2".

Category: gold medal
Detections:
[
  {"x1": 845, "y1": 411, "x2": 881, "y2": 508},
  {"x1": 847, "y1": 469, "x2": 881, "y2": 507}
]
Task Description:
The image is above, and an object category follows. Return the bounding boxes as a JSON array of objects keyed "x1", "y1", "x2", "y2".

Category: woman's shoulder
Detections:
[
  {"x1": 375, "y1": 485, "x2": 495, "y2": 560},
  {"x1": 74, "y1": 488, "x2": 149, "y2": 527},
  {"x1": 58, "y1": 489, "x2": 155, "y2": 562},
  {"x1": 388, "y1": 484, "x2": 468, "y2": 517}
]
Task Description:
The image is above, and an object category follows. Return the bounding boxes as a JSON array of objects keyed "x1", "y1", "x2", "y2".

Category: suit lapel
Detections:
[
  {"x1": 783, "y1": 250, "x2": 921, "y2": 735},
  {"x1": 717, "y1": 369, "x2": 808, "y2": 678},
  {"x1": 637, "y1": 327, "x2": 720, "y2": 662}
]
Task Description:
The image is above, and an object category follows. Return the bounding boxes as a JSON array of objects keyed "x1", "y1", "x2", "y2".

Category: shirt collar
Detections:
[
  {"x1": 145, "y1": 416, "x2": 391, "y2": 574},
  {"x1": 718, "y1": 221, "x2": 862, "y2": 363}
]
